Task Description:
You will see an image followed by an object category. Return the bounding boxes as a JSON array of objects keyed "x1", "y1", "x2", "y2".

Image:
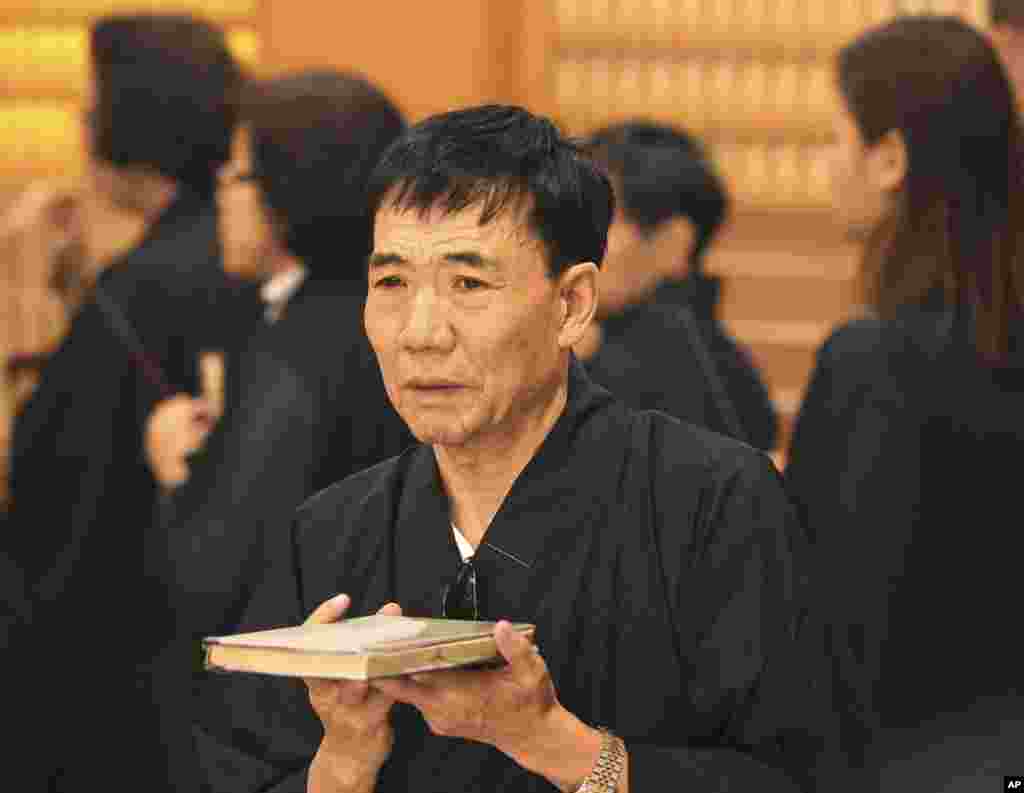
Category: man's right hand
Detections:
[
  {"x1": 306, "y1": 595, "x2": 401, "y2": 793},
  {"x1": 144, "y1": 394, "x2": 214, "y2": 489}
]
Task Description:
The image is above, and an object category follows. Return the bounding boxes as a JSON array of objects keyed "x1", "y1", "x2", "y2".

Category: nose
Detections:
[{"x1": 399, "y1": 285, "x2": 455, "y2": 352}]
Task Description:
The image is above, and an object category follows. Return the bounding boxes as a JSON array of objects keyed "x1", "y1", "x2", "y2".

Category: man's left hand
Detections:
[{"x1": 372, "y1": 621, "x2": 605, "y2": 792}]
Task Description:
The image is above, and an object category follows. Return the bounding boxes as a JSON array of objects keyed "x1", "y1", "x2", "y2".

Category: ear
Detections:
[
  {"x1": 870, "y1": 128, "x2": 907, "y2": 195},
  {"x1": 555, "y1": 261, "x2": 599, "y2": 350}
]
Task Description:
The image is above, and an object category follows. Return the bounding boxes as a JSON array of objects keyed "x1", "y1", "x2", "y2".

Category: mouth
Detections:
[
  {"x1": 404, "y1": 379, "x2": 468, "y2": 395},
  {"x1": 406, "y1": 380, "x2": 465, "y2": 390}
]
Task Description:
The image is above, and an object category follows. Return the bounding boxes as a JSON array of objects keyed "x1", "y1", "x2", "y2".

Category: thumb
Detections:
[
  {"x1": 305, "y1": 593, "x2": 351, "y2": 626},
  {"x1": 376, "y1": 602, "x2": 403, "y2": 617},
  {"x1": 494, "y1": 621, "x2": 540, "y2": 676}
]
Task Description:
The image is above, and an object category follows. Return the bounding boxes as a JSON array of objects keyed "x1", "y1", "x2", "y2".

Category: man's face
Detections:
[
  {"x1": 216, "y1": 125, "x2": 276, "y2": 280},
  {"x1": 365, "y1": 202, "x2": 569, "y2": 449}
]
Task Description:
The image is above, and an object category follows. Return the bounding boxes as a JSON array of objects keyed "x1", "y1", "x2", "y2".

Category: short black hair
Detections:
[
  {"x1": 586, "y1": 120, "x2": 728, "y2": 271},
  {"x1": 244, "y1": 70, "x2": 406, "y2": 279},
  {"x1": 89, "y1": 14, "x2": 242, "y2": 198},
  {"x1": 366, "y1": 104, "x2": 613, "y2": 276},
  {"x1": 991, "y1": 0, "x2": 1024, "y2": 26}
]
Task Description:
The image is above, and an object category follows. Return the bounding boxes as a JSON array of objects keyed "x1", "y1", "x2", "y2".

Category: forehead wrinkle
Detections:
[{"x1": 374, "y1": 206, "x2": 543, "y2": 270}]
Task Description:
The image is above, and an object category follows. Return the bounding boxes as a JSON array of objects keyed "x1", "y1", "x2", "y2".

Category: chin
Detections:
[
  {"x1": 405, "y1": 422, "x2": 476, "y2": 448},
  {"x1": 400, "y1": 411, "x2": 483, "y2": 448}
]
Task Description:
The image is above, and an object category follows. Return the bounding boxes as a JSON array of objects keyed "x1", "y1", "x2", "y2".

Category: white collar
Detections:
[
  {"x1": 260, "y1": 265, "x2": 307, "y2": 323},
  {"x1": 451, "y1": 523, "x2": 474, "y2": 561}
]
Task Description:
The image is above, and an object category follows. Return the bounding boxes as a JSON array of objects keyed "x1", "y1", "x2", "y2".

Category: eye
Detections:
[
  {"x1": 373, "y1": 275, "x2": 405, "y2": 289},
  {"x1": 454, "y1": 275, "x2": 488, "y2": 291}
]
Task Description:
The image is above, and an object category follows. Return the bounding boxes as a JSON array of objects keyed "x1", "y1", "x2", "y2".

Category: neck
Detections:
[
  {"x1": 434, "y1": 374, "x2": 569, "y2": 548},
  {"x1": 108, "y1": 168, "x2": 178, "y2": 222}
]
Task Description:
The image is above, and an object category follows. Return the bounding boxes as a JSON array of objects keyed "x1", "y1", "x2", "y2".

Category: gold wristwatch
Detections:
[{"x1": 575, "y1": 728, "x2": 626, "y2": 793}]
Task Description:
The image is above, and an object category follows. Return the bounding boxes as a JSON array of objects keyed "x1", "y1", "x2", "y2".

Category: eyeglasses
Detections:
[
  {"x1": 219, "y1": 168, "x2": 260, "y2": 186},
  {"x1": 441, "y1": 558, "x2": 479, "y2": 620}
]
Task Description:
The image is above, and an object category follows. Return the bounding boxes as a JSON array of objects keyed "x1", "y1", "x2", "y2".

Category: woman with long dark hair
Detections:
[{"x1": 785, "y1": 16, "x2": 1024, "y2": 790}]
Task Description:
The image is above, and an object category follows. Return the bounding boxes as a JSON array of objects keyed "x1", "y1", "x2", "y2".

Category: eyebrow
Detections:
[
  {"x1": 368, "y1": 252, "x2": 406, "y2": 269},
  {"x1": 367, "y1": 251, "x2": 500, "y2": 270},
  {"x1": 442, "y1": 251, "x2": 500, "y2": 270}
]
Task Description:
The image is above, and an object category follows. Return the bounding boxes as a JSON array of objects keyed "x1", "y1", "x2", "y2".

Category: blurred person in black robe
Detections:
[
  {"x1": 578, "y1": 122, "x2": 776, "y2": 451},
  {"x1": 785, "y1": 17, "x2": 1024, "y2": 791},
  {"x1": 196, "y1": 105, "x2": 831, "y2": 793},
  {"x1": 144, "y1": 70, "x2": 412, "y2": 651},
  {"x1": 3, "y1": 15, "x2": 255, "y2": 792}
]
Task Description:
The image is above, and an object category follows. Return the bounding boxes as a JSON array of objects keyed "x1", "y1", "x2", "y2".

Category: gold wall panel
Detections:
[
  {"x1": 0, "y1": 26, "x2": 87, "y2": 97},
  {"x1": 554, "y1": 0, "x2": 991, "y2": 209},
  {"x1": 0, "y1": 0, "x2": 255, "y2": 25},
  {"x1": 0, "y1": 102, "x2": 81, "y2": 179},
  {"x1": 0, "y1": 25, "x2": 259, "y2": 99}
]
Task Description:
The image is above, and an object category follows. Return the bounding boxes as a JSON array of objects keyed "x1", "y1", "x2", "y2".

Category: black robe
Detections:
[
  {"x1": 4, "y1": 189, "x2": 261, "y2": 792},
  {"x1": 785, "y1": 307, "x2": 1024, "y2": 786},
  {"x1": 196, "y1": 360, "x2": 829, "y2": 793},
  {"x1": 587, "y1": 273, "x2": 777, "y2": 451}
]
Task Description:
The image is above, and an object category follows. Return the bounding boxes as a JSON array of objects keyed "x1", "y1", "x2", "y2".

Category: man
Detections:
[
  {"x1": 990, "y1": 0, "x2": 1024, "y2": 101},
  {"x1": 580, "y1": 121, "x2": 777, "y2": 451},
  {"x1": 5, "y1": 15, "x2": 253, "y2": 792},
  {"x1": 201, "y1": 105, "x2": 828, "y2": 793}
]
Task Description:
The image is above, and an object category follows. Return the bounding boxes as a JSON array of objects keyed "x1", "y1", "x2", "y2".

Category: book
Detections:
[{"x1": 203, "y1": 615, "x2": 536, "y2": 681}]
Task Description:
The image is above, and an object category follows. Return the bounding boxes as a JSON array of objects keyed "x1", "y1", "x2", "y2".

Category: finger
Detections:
[
  {"x1": 306, "y1": 681, "x2": 365, "y2": 718},
  {"x1": 305, "y1": 593, "x2": 351, "y2": 626},
  {"x1": 371, "y1": 676, "x2": 430, "y2": 709},
  {"x1": 332, "y1": 680, "x2": 371, "y2": 707},
  {"x1": 364, "y1": 686, "x2": 397, "y2": 720},
  {"x1": 494, "y1": 622, "x2": 543, "y2": 680},
  {"x1": 199, "y1": 351, "x2": 224, "y2": 419},
  {"x1": 376, "y1": 602, "x2": 403, "y2": 617},
  {"x1": 408, "y1": 669, "x2": 462, "y2": 687}
]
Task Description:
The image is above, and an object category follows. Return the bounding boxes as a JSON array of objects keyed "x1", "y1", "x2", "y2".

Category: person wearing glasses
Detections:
[
  {"x1": 137, "y1": 72, "x2": 413, "y2": 791},
  {"x1": 203, "y1": 105, "x2": 830, "y2": 793}
]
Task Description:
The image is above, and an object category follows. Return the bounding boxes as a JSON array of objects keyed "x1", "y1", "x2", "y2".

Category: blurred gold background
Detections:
[{"x1": 0, "y1": 0, "x2": 991, "y2": 456}]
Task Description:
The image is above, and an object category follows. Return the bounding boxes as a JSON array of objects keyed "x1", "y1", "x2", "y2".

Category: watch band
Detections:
[{"x1": 575, "y1": 728, "x2": 626, "y2": 793}]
